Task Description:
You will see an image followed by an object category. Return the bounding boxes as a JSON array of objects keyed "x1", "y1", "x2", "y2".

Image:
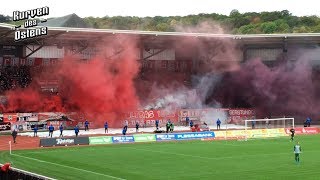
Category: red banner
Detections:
[
  {"x1": 0, "y1": 57, "x2": 60, "y2": 67},
  {"x1": 285, "y1": 127, "x2": 320, "y2": 134},
  {"x1": 39, "y1": 112, "x2": 82, "y2": 129},
  {"x1": 122, "y1": 110, "x2": 178, "y2": 127},
  {"x1": 3, "y1": 113, "x2": 18, "y2": 123},
  {"x1": 140, "y1": 60, "x2": 192, "y2": 72},
  {"x1": 1, "y1": 108, "x2": 256, "y2": 129}
]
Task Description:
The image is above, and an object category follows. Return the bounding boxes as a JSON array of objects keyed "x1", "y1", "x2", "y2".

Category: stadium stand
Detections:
[
  {"x1": 0, "y1": 66, "x2": 32, "y2": 93},
  {"x1": 0, "y1": 20, "x2": 320, "y2": 123}
]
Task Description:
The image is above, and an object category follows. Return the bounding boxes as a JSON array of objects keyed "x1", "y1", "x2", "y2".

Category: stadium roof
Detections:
[
  {"x1": 1, "y1": 23, "x2": 320, "y2": 47},
  {"x1": 41, "y1": 14, "x2": 91, "y2": 28}
]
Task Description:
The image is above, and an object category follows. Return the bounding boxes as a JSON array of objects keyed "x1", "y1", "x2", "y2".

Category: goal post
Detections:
[{"x1": 244, "y1": 117, "x2": 294, "y2": 141}]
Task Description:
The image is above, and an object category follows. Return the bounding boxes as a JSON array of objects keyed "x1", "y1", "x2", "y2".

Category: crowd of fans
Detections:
[{"x1": 0, "y1": 66, "x2": 32, "y2": 93}]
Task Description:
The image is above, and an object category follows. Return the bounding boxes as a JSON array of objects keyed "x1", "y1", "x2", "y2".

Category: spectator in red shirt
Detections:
[{"x1": 1, "y1": 163, "x2": 11, "y2": 172}]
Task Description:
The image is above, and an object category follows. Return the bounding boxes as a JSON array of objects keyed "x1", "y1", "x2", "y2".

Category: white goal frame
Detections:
[{"x1": 244, "y1": 117, "x2": 294, "y2": 141}]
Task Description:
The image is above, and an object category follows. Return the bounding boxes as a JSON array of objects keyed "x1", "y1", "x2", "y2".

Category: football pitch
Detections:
[{"x1": 1, "y1": 134, "x2": 320, "y2": 180}]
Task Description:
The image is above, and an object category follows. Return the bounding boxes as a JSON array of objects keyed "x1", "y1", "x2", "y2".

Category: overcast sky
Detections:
[{"x1": 1, "y1": 0, "x2": 319, "y2": 18}]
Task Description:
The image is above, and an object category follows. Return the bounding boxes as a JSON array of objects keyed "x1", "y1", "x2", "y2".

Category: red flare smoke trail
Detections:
[{"x1": 3, "y1": 37, "x2": 140, "y2": 126}]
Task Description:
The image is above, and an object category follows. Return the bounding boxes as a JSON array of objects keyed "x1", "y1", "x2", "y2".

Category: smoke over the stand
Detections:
[
  {"x1": 3, "y1": 36, "x2": 140, "y2": 123},
  {"x1": 174, "y1": 21, "x2": 226, "y2": 34},
  {"x1": 2, "y1": 22, "x2": 319, "y2": 123},
  {"x1": 142, "y1": 21, "x2": 241, "y2": 111},
  {"x1": 191, "y1": 73, "x2": 223, "y2": 107},
  {"x1": 216, "y1": 48, "x2": 320, "y2": 118},
  {"x1": 141, "y1": 20, "x2": 320, "y2": 119},
  {"x1": 144, "y1": 83, "x2": 200, "y2": 110}
]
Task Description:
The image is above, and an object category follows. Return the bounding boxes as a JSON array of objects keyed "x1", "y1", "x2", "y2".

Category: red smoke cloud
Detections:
[
  {"x1": 3, "y1": 36, "x2": 140, "y2": 126},
  {"x1": 2, "y1": 22, "x2": 318, "y2": 127}
]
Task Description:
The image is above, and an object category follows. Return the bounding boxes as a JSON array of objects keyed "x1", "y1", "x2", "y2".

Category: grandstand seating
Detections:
[{"x1": 0, "y1": 66, "x2": 32, "y2": 94}]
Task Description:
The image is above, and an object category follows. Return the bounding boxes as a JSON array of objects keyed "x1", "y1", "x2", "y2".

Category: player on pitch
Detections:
[
  {"x1": 294, "y1": 142, "x2": 302, "y2": 164},
  {"x1": 290, "y1": 127, "x2": 295, "y2": 141}
]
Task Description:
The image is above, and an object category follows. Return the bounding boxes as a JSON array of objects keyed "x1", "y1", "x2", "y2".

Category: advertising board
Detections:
[
  {"x1": 89, "y1": 136, "x2": 113, "y2": 145},
  {"x1": 174, "y1": 132, "x2": 215, "y2": 140},
  {"x1": 156, "y1": 134, "x2": 176, "y2": 141},
  {"x1": 112, "y1": 136, "x2": 135, "y2": 143},
  {"x1": 285, "y1": 127, "x2": 319, "y2": 135},
  {"x1": 213, "y1": 128, "x2": 287, "y2": 139},
  {"x1": 133, "y1": 134, "x2": 156, "y2": 142},
  {"x1": 156, "y1": 132, "x2": 215, "y2": 141},
  {"x1": 39, "y1": 137, "x2": 89, "y2": 147},
  {"x1": 0, "y1": 122, "x2": 11, "y2": 131}
]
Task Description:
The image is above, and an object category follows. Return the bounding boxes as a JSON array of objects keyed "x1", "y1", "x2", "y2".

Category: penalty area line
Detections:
[
  {"x1": 11, "y1": 154, "x2": 126, "y2": 180},
  {"x1": 127, "y1": 147, "x2": 317, "y2": 161}
]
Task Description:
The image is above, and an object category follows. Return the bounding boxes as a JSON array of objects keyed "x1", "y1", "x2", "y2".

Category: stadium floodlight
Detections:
[{"x1": 244, "y1": 117, "x2": 294, "y2": 141}]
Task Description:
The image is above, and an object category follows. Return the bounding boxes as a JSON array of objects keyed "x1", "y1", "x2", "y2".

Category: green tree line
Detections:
[{"x1": 1, "y1": 10, "x2": 320, "y2": 34}]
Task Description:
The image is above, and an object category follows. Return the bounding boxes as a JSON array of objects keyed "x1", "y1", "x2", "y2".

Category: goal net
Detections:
[{"x1": 244, "y1": 117, "x2": 294, "y2": 140}]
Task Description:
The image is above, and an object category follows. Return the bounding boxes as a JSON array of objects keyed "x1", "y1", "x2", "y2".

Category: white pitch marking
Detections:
[
  {"x1": 127, "y1": 147, "x2": 317, "y2": 161},
  {"x1": 12, "y1": 154, "x2": 126, "y2": 180}
]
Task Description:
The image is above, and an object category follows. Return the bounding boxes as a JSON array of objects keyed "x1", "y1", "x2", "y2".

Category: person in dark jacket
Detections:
[
  {"x1": 33, "y1": 125, "x2": 38, "y2": 137},
  {"x1": 48, "y1": 124, "x2": 54, "y2": 138},
  {"x1": 305, "y1": 117, "x2": 312, "y2": 127},
  {"x1": 190, "y1": 120, "x2": 194, "y2": 128},
  {"x1": 290, "y1": 127, "x2": 295, "y2": 141},
  {"x1": 74, "y1": 125, "x2": 80, "y2": 137},
  {"x1": 12, "y1": 129, "x2": 17, "y2": 143},
  {"x1": 136, "y1": 122, "x2": 140, "y2": 133},
  {"x1": 104, "y1": 121, "x2": 108, "y2": 133},
  {"x1": 216, "y1": 119, "x2": 221, "y2": 130},
  {"x1": 185, "y1": 116, "x2": 190, "y2": 126},
  {"x1": 166, "y1": 120, "x2": 171, "y2": 133},
  {"x1": 122, "y1": 125, "x2": 128, "y2": 135},
  {"x1": 84, "y1": 120, "x2": 89, "y2": 131},
  {"x1": 59, "y1": 124, "x2": 64, "y2": 137}
]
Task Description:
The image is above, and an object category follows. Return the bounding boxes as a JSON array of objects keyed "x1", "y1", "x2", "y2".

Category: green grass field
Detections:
[{"x1": 1, "y1": 135, "x2": 320, "y2": 180}]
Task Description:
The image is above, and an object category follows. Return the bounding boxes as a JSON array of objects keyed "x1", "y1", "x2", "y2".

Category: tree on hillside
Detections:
[
  {"x1": 293, "y1": 26, "x2": 312, "y2": 33},
  {"x1": 237, "y1": 24, "x2": 259, "y2": 34},
  {"x1": 3, "y1": 10, "x2": 320, "y2": 34},
  {"x1": 312, "y1": 24, "x2": 320, "y2": 33},
  {"x1": 261, "y1": 22, "x2": 277, "y2": 34},
  {"x1": 274, "y1": 19, "x2": 290, "y2": 33},
  {"x1": 0, "y1": 14, "x2": 11, "y2": 23}
]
